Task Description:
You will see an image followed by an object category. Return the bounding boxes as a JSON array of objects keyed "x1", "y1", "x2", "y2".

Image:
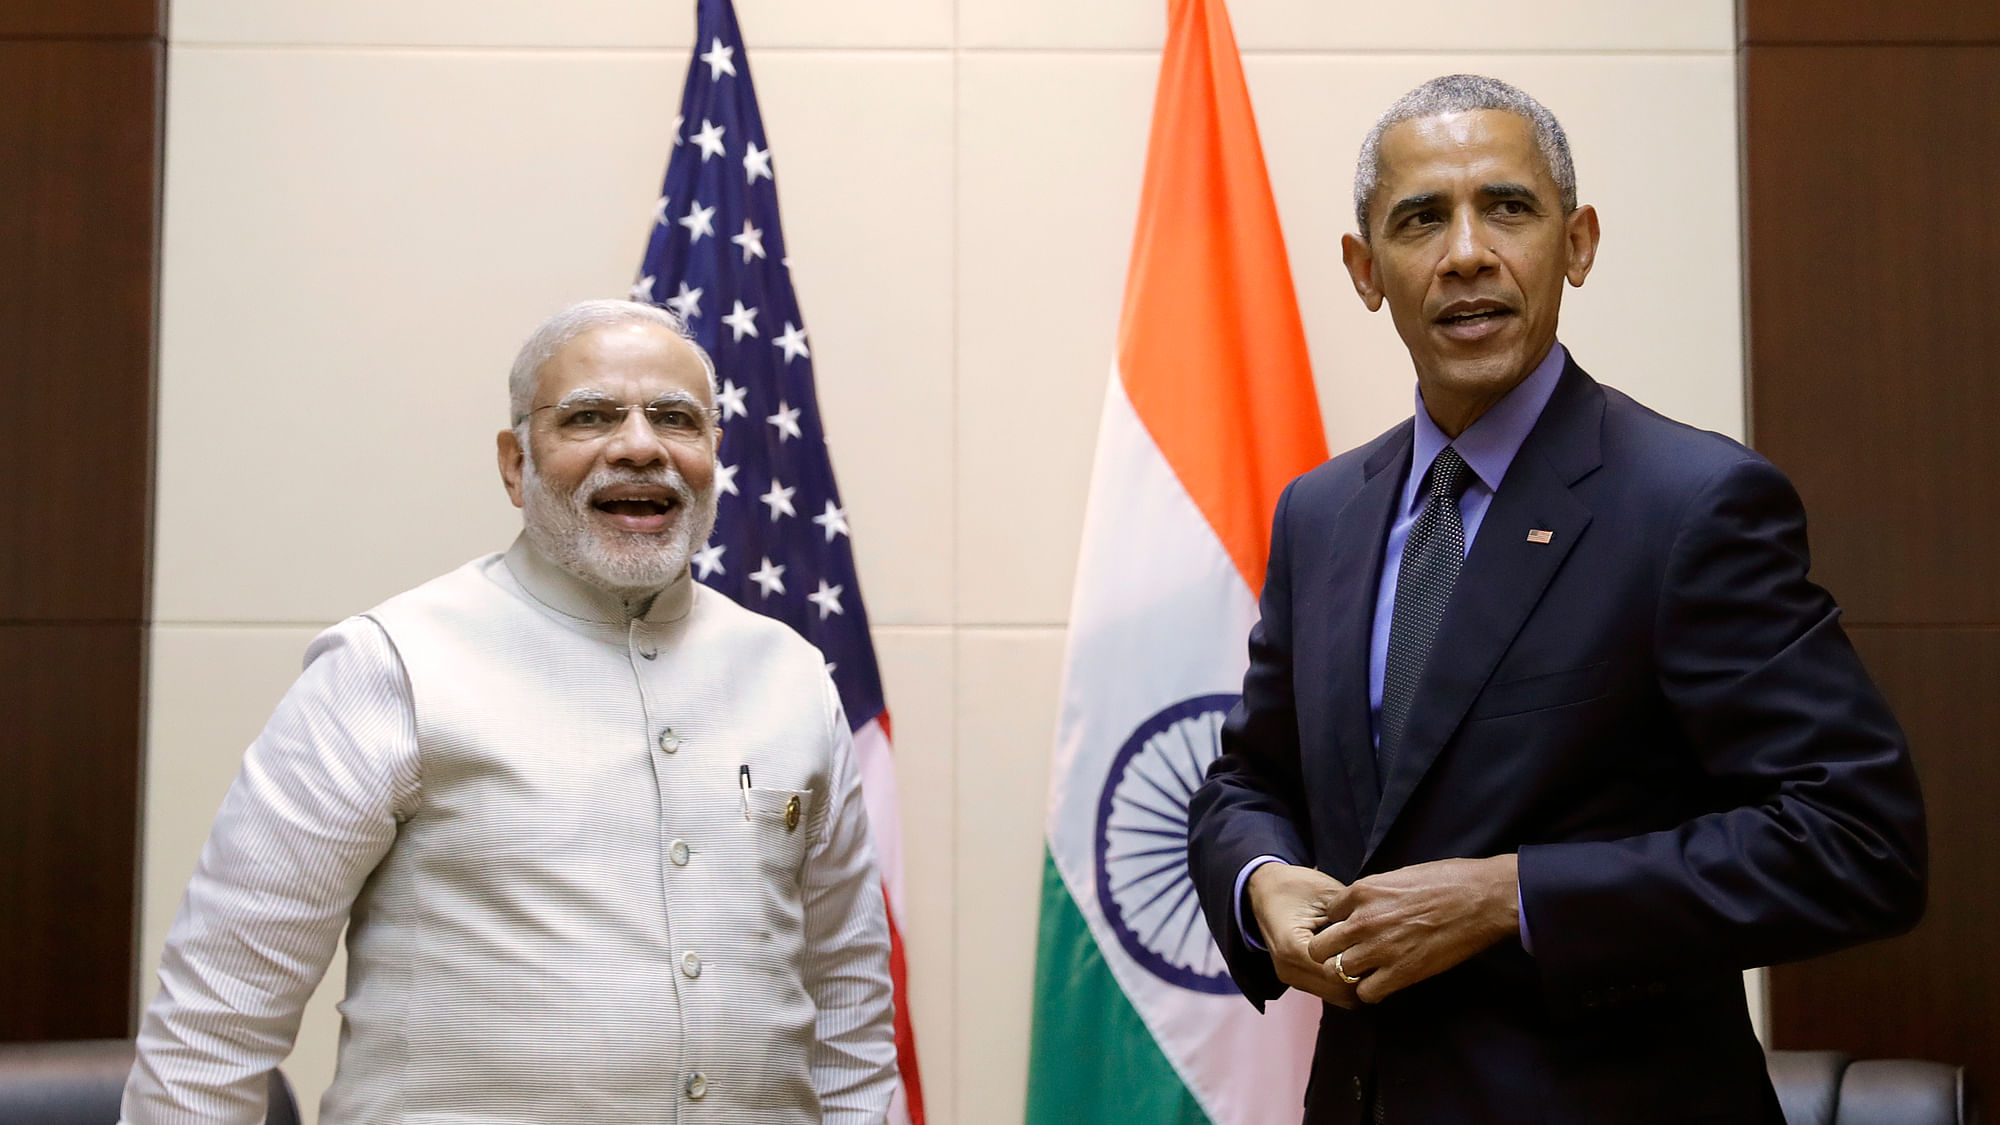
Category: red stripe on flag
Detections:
[{"x1": 885, "y1": 889, "x2": 926, "y2": 1124}]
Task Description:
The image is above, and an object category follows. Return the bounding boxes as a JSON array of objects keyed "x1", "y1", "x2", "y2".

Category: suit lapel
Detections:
[
  {"x1": 1313, "y1": 427, "x2": 1410, "y2": 830},
  {"x1": 1364, "y1": 364, "x2": 1606, "y2": 862}
]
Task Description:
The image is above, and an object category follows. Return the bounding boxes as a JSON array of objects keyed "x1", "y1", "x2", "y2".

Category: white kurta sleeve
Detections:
[
  {"x1": 122, "y1": 617, "x2": 420, "y2": 1125},
  {"x1": 802, "y1": 676, "x2": 898, "y2": 1124}
]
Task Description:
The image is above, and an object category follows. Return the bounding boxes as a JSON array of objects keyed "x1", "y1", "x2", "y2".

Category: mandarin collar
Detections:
[{"x1": 502, "y1": 534, "x2": 696, "y2": 625}]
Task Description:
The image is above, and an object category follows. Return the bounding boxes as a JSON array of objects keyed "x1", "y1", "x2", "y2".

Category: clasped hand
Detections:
[{"x1": 1245, "y1": 855, "x2": 1519, "y2": 1007}]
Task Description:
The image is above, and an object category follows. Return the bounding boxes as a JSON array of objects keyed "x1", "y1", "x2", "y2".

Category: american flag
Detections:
[{"x1": 631, "y1": 1, "x2": 926, "y2": 1121}]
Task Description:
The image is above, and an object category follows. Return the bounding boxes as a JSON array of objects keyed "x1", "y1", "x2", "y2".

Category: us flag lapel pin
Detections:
[{"x1": 1526, "y1": 529, "x2": 1555, "y2": 544}]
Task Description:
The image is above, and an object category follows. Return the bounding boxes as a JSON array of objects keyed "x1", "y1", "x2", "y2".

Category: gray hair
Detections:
[
  {"x1": 1353, "y1": 74, "x2": 1577, "y2": 237},
  {"x1": 507, "y1": 298, "x2": 718, "y2": 426}
]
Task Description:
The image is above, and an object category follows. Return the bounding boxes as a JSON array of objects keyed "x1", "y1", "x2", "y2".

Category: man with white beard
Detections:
[{"x1": 122, "y1": 300, "x2": 897, "y2": 1125}]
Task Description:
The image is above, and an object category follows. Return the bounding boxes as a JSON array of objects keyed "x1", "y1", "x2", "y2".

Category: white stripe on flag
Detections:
[
  {"x1": 853, "y1": 716, "x2": 905, "y2": 917},
  {"x1": 1049, "y1": 368, "x2": 1318, "y2": 1125}
]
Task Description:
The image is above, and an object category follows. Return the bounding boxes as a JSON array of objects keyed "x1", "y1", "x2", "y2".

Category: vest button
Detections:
[
  {"x1": 682, "y1": 951, "x2": 702, "y2": 978},
  {"x1": 669, "y1": 839, "x2": 691, "y2": 866},
  {"x1": 658, "y1": 728, "x2": 681, "y2": 754},
  {"x1": 637, "y1": 644, "x2": 657, "y2": 660},
  {"x1": 685, "y1": 1072, "x2": 707, "y2": 1100}
]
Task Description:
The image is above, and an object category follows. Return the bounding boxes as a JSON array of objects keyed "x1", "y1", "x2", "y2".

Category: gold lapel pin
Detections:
[
  {"x1": 784, "y1": 795, "x2": 802, "y2": 833},
  {"x1": 1526, "y1": 529, "x2": 1554, "y2": 544}
]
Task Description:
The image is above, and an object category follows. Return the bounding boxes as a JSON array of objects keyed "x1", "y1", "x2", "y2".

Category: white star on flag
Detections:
[
  {"x1": 700, "y1": 38, "x2": 737, "y2": 81},
  {"x1": 722, "y1": 300, "x2": 759, "y2": 340},
  {"x1": 774, "y1": 321, "x2": 810, "y2": 363},
  {"x1": 715, "y1": 378, "x2": 748, "y2": 420},
  {"x1": 630, "y1": 275, "x2": 655, "y2": 303},
  {"x1": 691, "y1": 118, "x2": 727, "y2": 161},
  {"x1": 748, "y1": 556, "x2": 785, "y2": 597},
  {"x1": 760, "y1": 479, "x2": 796, "y2": 521},
  {"x1": 812, "y1": 500, "x2": 850, "y2": 542},
  {"x1": 667, "y1": 282, "x2": 702, "y2": 320},
  {"x1": 670, "y1": 113, "x2": 684, "y2": 145},
  {"x1": 732, "y1": 219, "x2": 766, "y2": 263},
  {"x1": 652, "y1": 195, "x2": 671, "y2": 225},
  {"x1": 766, "y1": 401, "x2": 802, "y2": 443},
  {"x1": 714, "y1": 462, "x2": 739, "y2": 496},
  {"x1": 691, "y1": 542, "x2": 726, "y2": 579},
  {"x1": 680, "y1": 201, "x2": 716, "y2": 243},
  {"x1": 744, "y1": 141, "x2": 772, "y2": 184},
  {"x1": 807, "y1": 580, "x2": 846, "y2": 620}
]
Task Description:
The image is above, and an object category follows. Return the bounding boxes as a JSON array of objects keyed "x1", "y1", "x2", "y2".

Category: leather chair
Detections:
[
  {"x1": 0, "y1": 1039, "x2": 300, "y2": 1125},
  {"x1": 1769, "y1": 1049, "x2": 1980, "y2": 1125}
]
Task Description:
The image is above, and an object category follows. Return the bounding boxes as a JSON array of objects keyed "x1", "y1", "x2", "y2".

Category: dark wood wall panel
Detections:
[
  {"x1": 0, "y1": 0, "x2": 160, "y2": 38},
  {"x1": 1745, "y1": 45, "x2": 2000, "y2": 625},
  {"x1": 0, "y1": 12, "x2": 161, "y2": 1042},
  {"x1": 0, "y1": 40, "x2": 160, "y2": 623},
  {"x1": 1745, "y1": 1, "x2": 2000, "y2": 46},
  {"x1": 0, "y1": 625, "x2": 147, "y2": 1039},
  {"x1": 1768, "y1": 629, "x2": 2000, "y2": 1087},
  {"x1": 1747, "y1": 4, "x2": 2000, "y2": 1099}
]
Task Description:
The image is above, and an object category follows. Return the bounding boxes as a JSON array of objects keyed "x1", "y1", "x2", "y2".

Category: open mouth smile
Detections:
[{"x1": 591, "y1": 488, "x2": 679, "y2": 533}]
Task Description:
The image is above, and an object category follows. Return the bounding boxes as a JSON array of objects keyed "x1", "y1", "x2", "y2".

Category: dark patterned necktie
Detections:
[{"x1": 1378, "y1": 445, "x2": 1472, "y2": 776}]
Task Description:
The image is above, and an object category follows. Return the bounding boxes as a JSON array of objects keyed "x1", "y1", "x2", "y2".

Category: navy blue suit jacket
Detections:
[{"x1": 1188, "y1": 359, "x2": 1926, "y2": 1124}]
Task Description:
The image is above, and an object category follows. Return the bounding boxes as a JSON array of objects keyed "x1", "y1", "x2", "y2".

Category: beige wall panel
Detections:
[
  {"x1": 155, "y1": 46, "x2": 668, "y2": 623},
  {"x1": 141, "y1": 624, "x2": 345, "y2": 1123},
  {"x1": 170, "y1": 0, "x2": 952, "y2": 49},
  {"x1": 1244, "y1": 53, "x2": 1745, "y2": 452},
  {"x1": 954, "y1": 53, "x2": 1155, "y2": 627},
  {"x1": 960, "y1": 0, "x2": 1732, "y2": 52},
  {"x1": 952, "y1": 628, "x2": 1063, "y2": 1125},
  {"x1": 156, "y1": 46, "x2": 955, "y2": 626},
  {"x1": 754, "y1": 53, "x2": 957, "y2": 626},
  {"x1": 873, "y1": 626, "x2": 958, "y2": 1118}
]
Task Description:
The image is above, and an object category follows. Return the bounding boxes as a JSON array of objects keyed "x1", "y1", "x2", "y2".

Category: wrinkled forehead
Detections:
[
  {"x1": 536, "y1": 322, "x2": 714, "y2": 406},
  {"x1": 1375, "y1": 109, "x2": 1552, "y2": 196}
]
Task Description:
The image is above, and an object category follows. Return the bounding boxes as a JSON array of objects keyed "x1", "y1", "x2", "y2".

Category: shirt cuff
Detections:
[{"x1": 1233, "y1": 855, "x2": 1286, "y2": 952}]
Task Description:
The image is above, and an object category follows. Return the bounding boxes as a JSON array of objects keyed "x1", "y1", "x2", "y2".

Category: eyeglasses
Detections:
[{"x1": 525, "y1": 392, "x2": 716, "y2": 444}]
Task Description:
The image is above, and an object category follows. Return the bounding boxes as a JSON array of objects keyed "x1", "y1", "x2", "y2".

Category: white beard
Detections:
[{"x1": 519, "y1": 448, "x2": 718, "y2": 602}]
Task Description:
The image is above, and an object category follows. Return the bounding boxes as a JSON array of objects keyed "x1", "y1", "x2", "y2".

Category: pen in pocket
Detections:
[{"x1": 739, "y1": 764, "x2": 752, "y2": 819}]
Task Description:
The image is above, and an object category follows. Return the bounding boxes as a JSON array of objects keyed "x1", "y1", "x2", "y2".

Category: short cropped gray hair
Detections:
[
  {"x1": 1353, "y1": 74, "x2": 1577, "y2": 238},
  {"x1": 507, "y1": 299, "x2": 718, "y2": 426}
]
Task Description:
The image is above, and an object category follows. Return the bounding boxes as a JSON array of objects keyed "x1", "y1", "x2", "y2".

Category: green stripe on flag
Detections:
[{"x1": 1026, "y1": 849, "x2": 1212, "y2": 1125}]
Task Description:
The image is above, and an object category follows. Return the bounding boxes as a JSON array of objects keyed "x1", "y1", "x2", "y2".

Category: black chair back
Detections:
[
  {"x1": 1769, "y1": 1048, "x2": 1980, "y2": 1125},
  {"x1": 0, "y1": 1039, "x2": 299, "y2": 1125}
]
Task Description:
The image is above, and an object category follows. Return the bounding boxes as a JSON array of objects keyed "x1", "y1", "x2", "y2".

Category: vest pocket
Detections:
[{"x1": 743, "y1": 786, "x2": 815, "y2": 881}]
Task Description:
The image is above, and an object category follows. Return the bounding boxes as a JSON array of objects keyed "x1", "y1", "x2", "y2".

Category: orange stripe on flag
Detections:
[{"x1": 1117, "y1": 0, "x2": 1327, "y2": 592}]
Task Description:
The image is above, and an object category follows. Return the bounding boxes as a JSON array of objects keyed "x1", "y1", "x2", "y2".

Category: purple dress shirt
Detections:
[{"x1": 1234, "y1": 342, "x2": 1570, "y2": 954}]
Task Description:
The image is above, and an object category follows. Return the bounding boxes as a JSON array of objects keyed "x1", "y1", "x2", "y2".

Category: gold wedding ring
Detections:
[{"x1": 1334, "y1": 951, "x2": 1363, "y2": 986}]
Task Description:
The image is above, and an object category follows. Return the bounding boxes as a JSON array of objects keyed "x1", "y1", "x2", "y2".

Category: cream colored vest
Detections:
[{"x1": 322, "y1": 541, "x2": 838, "y2": 1124}]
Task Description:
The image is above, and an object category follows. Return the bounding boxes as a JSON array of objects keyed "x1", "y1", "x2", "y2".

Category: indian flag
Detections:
[{"x1": 1023, "y1": 0, "x2": 1329, "y2": 1120}]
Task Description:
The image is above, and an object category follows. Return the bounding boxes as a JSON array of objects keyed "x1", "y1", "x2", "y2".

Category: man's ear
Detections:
[
  {"x1": 1341, "y1": 233, "x2": 1385, "y2": 312},
  {"x1": 1564, "y1": 204, "x2": 1601, "y2": 288},
  {"x1": 498, "y1": 429, "x2": 527, "y2": 509}
]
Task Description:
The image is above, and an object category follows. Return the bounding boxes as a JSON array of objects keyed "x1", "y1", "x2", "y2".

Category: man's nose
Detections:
[
  {"x1": 603, "y1": 409, "x2": 667, "y2": 464},
  {"x1": 1439, "y1": 209, "x2": 1494, "y2": 277}
]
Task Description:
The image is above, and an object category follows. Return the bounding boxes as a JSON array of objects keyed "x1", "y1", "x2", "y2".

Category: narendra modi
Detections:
[{"x1": 122, "y1": 299, "x2": 898, "y2": 1125}]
